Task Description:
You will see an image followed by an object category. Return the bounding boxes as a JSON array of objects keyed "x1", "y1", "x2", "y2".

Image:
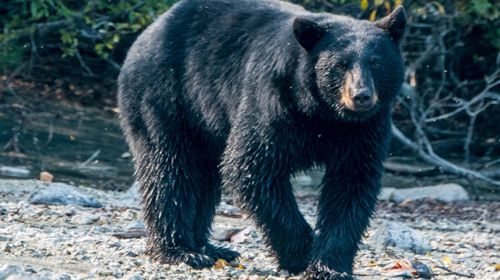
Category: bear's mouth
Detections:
[{"x1": 338, "y1": 104, "x2": 381, "y2": 122}]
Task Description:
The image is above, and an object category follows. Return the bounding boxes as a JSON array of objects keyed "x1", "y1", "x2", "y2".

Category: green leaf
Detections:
[{"x1": 472, "y1": 0, "x2": 492, "y2": 15}]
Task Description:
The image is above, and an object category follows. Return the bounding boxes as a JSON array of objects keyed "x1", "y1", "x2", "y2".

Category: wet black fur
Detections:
[{"x1": 118, "y1": 0, "x2": 405, "y2": 278}]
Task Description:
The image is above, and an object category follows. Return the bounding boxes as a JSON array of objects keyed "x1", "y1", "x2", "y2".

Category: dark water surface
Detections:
[
  {"x1": 1, "y1": 99, "x2": 496, "y2": 199},
  {"x1": 0, "y1": 100, "x2": 134, "y2": 190}
]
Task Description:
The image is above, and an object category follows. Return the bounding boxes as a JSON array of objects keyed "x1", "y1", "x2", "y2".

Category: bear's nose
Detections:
[{"x1": 352, "y1": 89, "x2": 374, "y2": 111}]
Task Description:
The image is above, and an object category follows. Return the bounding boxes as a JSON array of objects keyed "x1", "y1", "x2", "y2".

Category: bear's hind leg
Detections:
[
  {"x1": 192, "y1": 163, "x2": 240, "y2": 262},
  {"x1": 129, "y1": 103, "x2": 221, "y2": 268},
  {"x1": 135, "y1": 141, "x2": 217, "y2": 268}
]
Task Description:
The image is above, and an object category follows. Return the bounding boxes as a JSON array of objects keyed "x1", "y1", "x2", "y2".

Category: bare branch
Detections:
[
  {"x1": 425, "y1": 69, "x2": 500, "y2": 122},
  {"x1": 391, "y1": 124, "x2": 500, "y2": 187}
]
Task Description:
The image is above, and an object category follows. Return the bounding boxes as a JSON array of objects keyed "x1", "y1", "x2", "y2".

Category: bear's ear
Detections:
[
  {"x1": 293, "y1": 17, "x2": 326, "y2": 51},
  {"x1": 375, "y1": 6, "x2": 406, "y2": 43}
]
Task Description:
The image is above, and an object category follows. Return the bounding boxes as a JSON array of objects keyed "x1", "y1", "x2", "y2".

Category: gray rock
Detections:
[
  {"x1": 390, "y1": 183, "x2": 469, "y2": 203},
  {"x1": 212, "y1": 227, "x2": 245, "y2": 242},
  {"x1": 379, "y1": 188, "x2": 396, "y2": 201},
  {"x1": 369, "y1": 221, "x2": 432, "y2": 254},
  {"x1": 125, "y1": 251, "x2": 138, "y2": 257},
  {"x1": 29, "y1": 183, "x2": 102, "y2": 208},
  {"x1": 126, "y1": 220, "x2": 145, "y2": 230},
  {"x1": 112, "y1": 182, "x2": 140, "y2": 208}
]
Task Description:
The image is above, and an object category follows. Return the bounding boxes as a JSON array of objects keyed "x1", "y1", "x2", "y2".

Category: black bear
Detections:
[{"x1": 118, "y1": 0, "x2": 405, "y2": 279}]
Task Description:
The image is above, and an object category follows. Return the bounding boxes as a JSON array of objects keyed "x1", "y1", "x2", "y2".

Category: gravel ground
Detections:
[{"x1": 0, "y1": 179, "x2": 499, "y2": 280}]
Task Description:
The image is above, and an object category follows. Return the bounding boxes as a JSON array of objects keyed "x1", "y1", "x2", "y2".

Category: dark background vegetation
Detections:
[{"x1": 0, "y1": 0, "x2": 499, "y2": 197}]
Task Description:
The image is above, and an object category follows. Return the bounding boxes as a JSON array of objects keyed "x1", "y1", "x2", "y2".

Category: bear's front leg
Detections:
[
  {"x1": 222, "y1": 128, "x2": 314, "y2": 274},
  {"x1": 305, "y1": 152, "x2": 383, "y2": 280}
]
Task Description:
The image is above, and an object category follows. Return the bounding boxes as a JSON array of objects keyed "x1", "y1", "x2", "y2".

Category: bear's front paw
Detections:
[
  {"x1": 275, "y1": 235, "x2": 314, "y2": 274},
  {"x1": 154, "y1": 248, "x2": 215, "y2": 269},
  {"x1": 304, "y1": 263, "x2": 356, "y2": 280},
  {"x1": 203, "y1": 244, "x2": 240, "y2": 262}
]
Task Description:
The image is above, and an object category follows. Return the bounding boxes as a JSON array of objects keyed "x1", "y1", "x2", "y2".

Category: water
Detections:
[
  {"x1": 0, "y1": 100, "x2": 134, "y2": 190},
  {"x1": 1, "y1": 99, "x2": 495, "y2": 199}
]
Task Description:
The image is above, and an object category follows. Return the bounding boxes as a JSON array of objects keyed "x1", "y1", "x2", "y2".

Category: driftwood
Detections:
[
  {"x1": 392, "y1": 124, "x2": 500, "y2": 189},
  {"x1": 383, "y1": 161, "x2": 438, "y2": 176}
]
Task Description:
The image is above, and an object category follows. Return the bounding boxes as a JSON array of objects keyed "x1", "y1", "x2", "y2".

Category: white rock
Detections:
[
  {"x1": 121, "y1": 152, "x2": 132, "y2": 158},
  {"x1": 390, "y1": 183, "x2": 469, "y2": 203},
  {"x1": 369, "y1": 221, "x2": 432, "y2": 254},
  {"x1": 0, "y1": 166, "x2": 30, "y2": 178}
]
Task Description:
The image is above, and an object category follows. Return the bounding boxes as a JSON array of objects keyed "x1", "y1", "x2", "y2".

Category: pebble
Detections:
[
  {"x1": 64, "y1": 207, "x2": 78, "y2": 216},
  {"x1": 0, "y1": 179, "x2": 498, "y2": 280},
  {"x1": 71, "y1": 213, "x2": 100, "y2": 225}
]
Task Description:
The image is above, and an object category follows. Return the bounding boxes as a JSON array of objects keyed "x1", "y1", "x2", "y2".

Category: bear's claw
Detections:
[
  {"x1": 156, "y1": 248, "x2": 215, "y2": 269},
  {"x1": 304, "y1": 263, "x2": 356, "y2": 280},
  {"x1": 204, "y1": 244, "x2": 240, "y2": 262}
]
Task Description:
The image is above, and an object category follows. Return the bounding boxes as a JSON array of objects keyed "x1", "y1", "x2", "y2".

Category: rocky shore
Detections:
[{"x1": 0, "y1": 179, "x2": 498, "y2": 279}]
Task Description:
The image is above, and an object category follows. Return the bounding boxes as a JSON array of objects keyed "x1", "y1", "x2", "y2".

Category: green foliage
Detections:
[
  {"x1": 0, "y1": 0, "x2": 177, "y2": 73},
  {"x1": 465, "y1": 0, "x2": 500, "y2": 49},
  {"x1": 291, "y1": 0, "x2": 498, "y2": 51},
  {"x1": 0, "y1": 0, "x2": 498, "y2": 76}
]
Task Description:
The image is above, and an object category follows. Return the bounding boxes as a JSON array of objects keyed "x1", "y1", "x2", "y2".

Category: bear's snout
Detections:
[
  {"x1": 352, "y1": 88, "x2": 376, "y2": 111},
  {"x1": 341, "y1": 68, "x2": 378, "y2": 112}
]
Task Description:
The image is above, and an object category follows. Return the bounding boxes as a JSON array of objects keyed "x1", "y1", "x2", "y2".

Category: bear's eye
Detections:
[{"x1": 370, "y1": 57, "x2": 382, "y2": 69}]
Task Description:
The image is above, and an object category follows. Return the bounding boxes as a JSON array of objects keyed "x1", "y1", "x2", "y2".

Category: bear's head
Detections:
[{"x1": 293, "y1": 6, "x2": 406, "y2": 122}]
